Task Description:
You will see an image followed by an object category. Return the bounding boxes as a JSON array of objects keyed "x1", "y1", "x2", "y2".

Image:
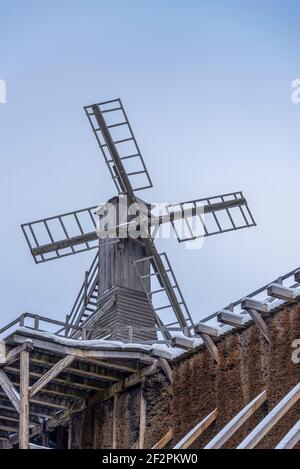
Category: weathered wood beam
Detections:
[
  {"x1": 196, "y1": 333, "x2": 220, "y2": 365},
  {"x1": 28, "y1": 352, "x2": 139, "y2": 374},
  {"x1": 217, "y1": 310, "x2": 244, "y2": 327},
  {"x1": 158, "y1": 358, "x2": 173, "y2": 385},
  {"x1": 131, "y1": 439, "x2": 139, "y2": 449},
  {"x1": 112, "y1": 394, "x2": 119, "y2": 449},
  {"x1": 248, "y1": 309, "x2": 269, "y2": 343},
  {"x1": 294, "y1": 270, "x2": 300, "y2": 284},
  {"x1": 29, "y1": 443, "x2": 51, "y2": 449},
  {"x1": 68, "y1": 414, "x2": 72, "y2": 449},
  {"x1": 0, "y1": 423, "x2": 18, "y2": 432},
  {"x1": 241, "y1": 298, "x2": 269, "y2": 314},
  {"x1": 88, "y1": 360, "x2": 160, "y2": 406},
  {"x1": 171, "y1": 336, "x2": 195, "y2": 350},
  {"x1": 139, "y1": 385, "x2": 146, "y2": 449},
  {"x1": 0, "y1": 401, "x2": 55, "y2": 419},
  {"x1": 19, "y1": 349, "x2": 29, "y2": 449},
  {"x1": 8, "y1": 376, "x2": 86, "y2": 401},
  {"x1": 11, "y1": 334, "x2": 155, "y2": 365},
  {"x1": 173, "y1": 409, "x2": 218, "y2": 449},
  {"x1": 0, "y1": 408, "x2": 39, "y2": 424},
  {"x1": 0, "y1": 418, "x2": 19, "y2": 432},
  {"x1": 267, "y1": 283, "x2": 299, "y2": 302},
  {"x1": 0, "y1": 369, "x2": 20, "y2": 412},
  {"x1": 6, "y1": 365, "x2": 105, "y2": 392},
  {"x1": 194, "y1": 323, "x2": 219, "y2": 337},
  {"x1": 204, "y1": 390, "x2": 267, "y2": 449},
  {"x1": 0, "y1": 412, "x2": 21, "y2": 423},
  {"x1": 152, "y1": 428, "x2": 173, "y2": 449},
  {"x1": 237, "y1": 382, "x2": 300, "y2": 449},
  {"x1": 78, "y1": 357, "x2": 138, "y2": 373},
  {"x1": 4, "y1": 341, "x2": 33, "y2": 367},
  {"x1": 29, "y1": 355, "x2": 75, "y2": 398},
  {"x1": 0, "y1": 390, "x2": 69, "y2": 410},
  {"x1": 29, "y1": 356, "x2": 123, "y2": 382},
  {"x1": 275, "y1": 419, "x2": 300, "y2": 449}
]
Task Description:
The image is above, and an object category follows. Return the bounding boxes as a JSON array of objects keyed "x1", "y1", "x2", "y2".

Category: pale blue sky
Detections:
[{"x1": 0, "y1": 0, "x2": 300, "y2": 328}]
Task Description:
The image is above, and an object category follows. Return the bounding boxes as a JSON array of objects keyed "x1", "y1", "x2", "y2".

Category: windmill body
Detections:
[{"x1": 21, "y1": 99, "x2": 256, "y2": 344}]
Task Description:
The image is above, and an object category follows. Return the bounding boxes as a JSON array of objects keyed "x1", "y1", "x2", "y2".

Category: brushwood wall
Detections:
[{"x1": 69, "y1": 302, "x2": 300, "y2": 449}]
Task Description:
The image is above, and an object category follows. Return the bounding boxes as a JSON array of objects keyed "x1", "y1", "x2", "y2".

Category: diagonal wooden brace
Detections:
[{"x1": 29, "y1": 355, "x2": 75, "y2": 398}]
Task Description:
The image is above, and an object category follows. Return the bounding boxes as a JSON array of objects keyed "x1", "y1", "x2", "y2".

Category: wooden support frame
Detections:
[
  {"x1": 241, "y1": 298, "x2": 269, "y2": 314},
  {"x1": 247, "y1": 309, "x2": 269, "y2": 343},
  {"x1": 194, "y1": 323, "x2": 219, "y2": 337},
  {"x1": 158, "y1": 358, "x2": 173, "y2": 385},
  {"x1": 11, "y1": 333, "x2": 157, "y2": 364},
  {"x1": 217, "y1": 310, "x2": 244, "y2": 328},
  {"x1": 267, "y1": 283, "x2": 299, "y2": 302},
  {"x1": 171, "y1": 336, "x2": 195, "y2": 350},
  {"x1": 275, "y1": 419, "x2": 300, "y2": 449},
  {"x1": 152, "y1": 428, "x2": 173, "y2": 449},
  {"x1": 204, "y1": 390, "x2": 267, "y2": 449},
  {"x1": 112, "y1": 393, "x2": 119, "y2": 449},
  {"x1": 0, "y1": 369, "x2": 20, "y2": 412},
  {"x1": 4, "y1": 341, "x2": 33, "y2": 367},
  {"x1": 29, "y1": 355, "x2": 75, "y2": 398},
  {"x1": 237, "y1": 382, "x2": 300, "y2": 449},
  {"x1": 173, "y1": 409, "x2": 218, "y2": 449},
  {"x1": 139, "y1": 385, "x2": 146, "y2": 449},
  {"x1": 88, "y1": 360, "x2": 160, "y2": 406},
  {"x1": 19, "y1": 350, "x2": 30, "y2": 449},
  {"x1": 197, "y1": 333, "x2": 220, "y2": 365}
]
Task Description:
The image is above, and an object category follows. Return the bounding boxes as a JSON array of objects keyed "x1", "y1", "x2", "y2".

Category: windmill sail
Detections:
[
  {"x1": 84, "y1": 99, "x2": 153, "y2": 195},
  {"x1": 21, "y1": 206, "x2": 98, "y2": 263},
  {"x1": 165, "y1": 191, "x2": 256, "y2": 243}
]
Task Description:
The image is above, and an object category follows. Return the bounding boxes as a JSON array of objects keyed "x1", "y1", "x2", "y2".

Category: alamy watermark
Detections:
[
  {"x1": 292, "y1": 339, "x2": 300, "y2": 363},
  {"x1": 0, "y1": 79, "x2": 6, "y2": 104},
  {"x1": 96, "y1": 195, "x2": 205, "y2": 250},
  {"x1": 291, "y1": 79, "x2": 300, "y2": 104}
]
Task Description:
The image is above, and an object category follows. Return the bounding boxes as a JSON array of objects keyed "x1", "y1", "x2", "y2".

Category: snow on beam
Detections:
[
  {"x1": 237, "y1": 382, "x2": 300, "y2": 449},
  {"x1": 171, "y1": 336, "x2": 195, "y2": 350},
  {"x1": 275, "y1": 419, "x2": 300, "y2": 449},
  {"x1": 217, "y1": 310, "x2": 244, "y2": 327},
  {"x1": 204, "y1": 390, "x2": 267, "y2": 449},
  {"x1": 241, "y1": 298, "x2": 269, "y2": 314},
  {"x1": 194, "y1": 322, "x2": 219, "y2": 337},
  {"x1": 267, "y1": 284, "x2": 299, "y2": 302}
]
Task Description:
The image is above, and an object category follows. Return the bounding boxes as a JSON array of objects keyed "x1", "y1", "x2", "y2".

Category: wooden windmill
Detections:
[{"x1": 21, "y1": 99, "x2": 256, "y2": 343}]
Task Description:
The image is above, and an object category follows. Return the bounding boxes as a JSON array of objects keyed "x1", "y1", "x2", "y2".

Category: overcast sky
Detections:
[{"x1": 0, "y1": 0, "x2": 300, "y2": 330}]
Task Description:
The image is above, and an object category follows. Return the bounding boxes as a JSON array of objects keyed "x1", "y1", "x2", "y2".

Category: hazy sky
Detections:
[{"x1": 0, "y1": 0, "x2": 300, "y2": 330}]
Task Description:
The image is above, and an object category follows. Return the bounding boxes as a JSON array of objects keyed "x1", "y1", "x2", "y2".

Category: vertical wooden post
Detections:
[
  {"x1": 68, "y1": 414, "x2": 72, "y2": 449},
  {"x1": 139, "y1": 384, "x2": 146, "y2": 449},
  {"x1": 112, "y1": 393, "x2": 119, "y2": 449},
  {"x1": 19, "y1": 350, "x2": 30, "y2": 449}
]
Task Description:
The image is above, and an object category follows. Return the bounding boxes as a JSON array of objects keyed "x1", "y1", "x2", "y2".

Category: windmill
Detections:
[{"x1": 21, "y1": 98, "x2": 256, "y2": 343}]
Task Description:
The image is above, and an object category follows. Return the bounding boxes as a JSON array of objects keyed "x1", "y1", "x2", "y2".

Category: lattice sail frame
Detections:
[
  {"x1": 84, "y1": 99, "x2": 153, "y2": 194},
  {"x1": 21, "y1": 206, "x2": 98, "y2": 263},
  {"x1": 165, "y1": 191, "x2": 256, "y2": 243}
]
